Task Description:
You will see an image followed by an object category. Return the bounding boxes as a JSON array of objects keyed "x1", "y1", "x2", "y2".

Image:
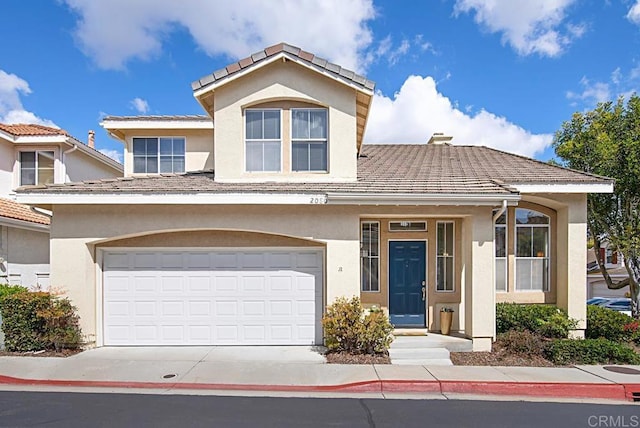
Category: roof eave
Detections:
[
  {"x1": 0, "y1": 216, "x2": 50, "y2": 232},
  {"x1": 326, "y1": 192, "x2": 521, "y2": 206},
  {"x1": 193, "y1": 52, "x2": 374, "y2": 99},
  {"x1": 511, "y1": 182, "x2": 614, "y2": 194}
]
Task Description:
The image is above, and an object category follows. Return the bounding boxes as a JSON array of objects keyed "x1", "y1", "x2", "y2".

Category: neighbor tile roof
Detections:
[
  {"x1": 102, "y1": 115, "x2": 211, "y2": 122},
  {"x1": 0, "y1": 123, "x2": 67, "y2": 137},
  {"x1": 0, "y1": 198, "x2": 50, "y2": 225},
  {"x1": 15, "y1": 144, "x2": 611, "y2": 197},
  {"x1": 191, "y1": 42, "x2": 375, "y2": 93}
]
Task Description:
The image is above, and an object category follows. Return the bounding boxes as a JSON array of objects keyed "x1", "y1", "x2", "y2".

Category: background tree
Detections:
[{"x1": 553, "y1": 94, "x2": 640, "y2": 317}]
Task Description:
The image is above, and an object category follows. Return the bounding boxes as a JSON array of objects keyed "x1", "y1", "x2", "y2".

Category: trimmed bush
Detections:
[
  {"x1": 586, "y1": 305, "x2": 634, "y2": 342},
  {"x1": 545, "y1": 338, "x2": 640, "y2": 365},
  {"x1": 0, "y1": 291, "x2": 82, "y2": 352},
  {"x1": 496, "y1": 330, "x2": 546, "y2": 357},
  {"x1": 496, "y1": 303, "x2": 576, "y2": 338},
  {"x1": 0, "y1": 284, "x2": 28, "y2": 301},
  {"x1": 322, "y1": 297, "x2": 393, "y2": 354}
]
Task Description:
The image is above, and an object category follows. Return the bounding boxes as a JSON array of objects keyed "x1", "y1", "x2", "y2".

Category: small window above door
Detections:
[{"x1": 389, "y1": 221, "x2": 426, "y2": 232}]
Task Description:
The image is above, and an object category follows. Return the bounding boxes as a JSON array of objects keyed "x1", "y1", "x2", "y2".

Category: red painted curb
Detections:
[
  {"x1": 440, "y1": 381, "x2": 628, "y2": 401},
  {"x1": 0, "y1": 374, "x2": 632, "y2": 401}
]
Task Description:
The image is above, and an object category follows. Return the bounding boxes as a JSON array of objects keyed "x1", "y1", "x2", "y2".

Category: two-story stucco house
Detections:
[
  {"x1": 0, "y1": 124, "x2": 123, "y2": 287},
  {"x1": 16, "y1": 43, "x2": 613, "y2": 351}
]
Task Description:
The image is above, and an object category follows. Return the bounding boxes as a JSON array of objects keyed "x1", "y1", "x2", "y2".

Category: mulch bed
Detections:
[
  {"x1": 450, "y1": 341, "x2": 555, "y2": 367},
  {"x1": 0, "y1": 349, "x2": 82, "y2": 358},
  {"x1": 325, "y1": 351, "x2": 391, "y2": 364}
]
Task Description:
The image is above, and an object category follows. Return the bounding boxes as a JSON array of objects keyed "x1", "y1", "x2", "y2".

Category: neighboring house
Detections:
[
  {"x1": 15, "y1": 43, "x2": 613, "y2": 351},
  {"x1": 0, "y1": 124, "x2": 123, "y2": 287},
  {"x1": 587, "y1": 245, "x2": 628, "y2": 299}
]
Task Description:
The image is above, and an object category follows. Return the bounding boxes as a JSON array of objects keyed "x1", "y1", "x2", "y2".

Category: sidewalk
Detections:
[{"x1": 1, "y1": 347, "x2": 639, "y2": 402}]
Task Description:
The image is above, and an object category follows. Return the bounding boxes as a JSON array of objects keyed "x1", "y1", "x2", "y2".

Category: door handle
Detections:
[{"x1": 421, "y1": 287, "x2": 426, "y2": 301}]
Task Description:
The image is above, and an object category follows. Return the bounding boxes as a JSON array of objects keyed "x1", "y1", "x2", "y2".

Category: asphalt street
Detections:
[{"x1": 0, "y1": 391, "x2": 638, "y2": 427}]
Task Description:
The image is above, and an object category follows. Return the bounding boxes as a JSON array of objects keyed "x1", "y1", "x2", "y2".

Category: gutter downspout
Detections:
[
  {"x1": 61, "y1": 144, "x2": 78, "y2": 183},
  {"x1": 492, "y1": 199, "x2": 507, "y2": 222}
]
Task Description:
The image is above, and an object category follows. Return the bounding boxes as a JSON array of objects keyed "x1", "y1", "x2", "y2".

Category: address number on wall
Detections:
[{"x1": 309, "y1": 196, "x2": 327, "y2": 204}]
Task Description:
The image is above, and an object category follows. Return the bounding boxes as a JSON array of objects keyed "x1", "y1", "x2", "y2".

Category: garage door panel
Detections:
[{"x1": 103, "y1": 249, "x2": 323, "y2": 346}]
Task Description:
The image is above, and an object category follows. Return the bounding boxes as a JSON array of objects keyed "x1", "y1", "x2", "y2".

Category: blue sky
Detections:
[{"x1": 1, "y1": 0, "x2": 639, "y2": 163}]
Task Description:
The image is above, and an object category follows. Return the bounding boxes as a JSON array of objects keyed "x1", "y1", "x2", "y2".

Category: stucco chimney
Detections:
[
  {"x1": 88, "y1": 130, "x2": 95, "y2": 148},
  {"x1": 427, "y1": 132, "x2": 453, "y2": 145}
]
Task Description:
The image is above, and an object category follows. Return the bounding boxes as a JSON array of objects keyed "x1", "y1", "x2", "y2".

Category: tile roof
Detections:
[
  {"x1": 191, "y1": 42, "x2": 375, "y2": 93},
  {"x1": 359, "y1": 144, "x2": 612, "y2": 184},
  {"x1": 0, "y1": 198, "x2": 50, "y2": 225},
  {"x1": 102, "y1": 115, "x2": 211, "y2": 122},
  {"x1": 15, "y1": 144, "x2": 611, "y2": 197},
  {"x1": 0, "y1": 123, "x2": 67, "y2": 137}
]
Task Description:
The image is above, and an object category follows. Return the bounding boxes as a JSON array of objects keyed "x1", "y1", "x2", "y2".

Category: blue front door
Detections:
[{"x1": 389, "y1": 241, "x2": 426, "y2": 327}]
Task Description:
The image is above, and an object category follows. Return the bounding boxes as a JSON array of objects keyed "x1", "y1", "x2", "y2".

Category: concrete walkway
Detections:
[{"x1": 1, "y1": 347, "x2": 640, "y2": 402}]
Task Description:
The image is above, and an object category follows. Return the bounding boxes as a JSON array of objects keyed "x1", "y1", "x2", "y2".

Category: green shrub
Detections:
[
  {"x1": 544, "y1": 338, "x2": 640, "y2": 365},
  {"x1": 496, "y1": 303, "x2": 576, "y2": 338},
  {"x1": 0, "y1": 291, "x2": 82, "y2": 352},
  {"x1": 496, "y1": 330, "x2": 546, "y2": 357},
  {"x1": 322, "y1": 297, "x2": 393, "y2": 354},
  {"x1": 586, "y1": 305, "x2": 634, "y2": 342},
  {"x1": 0, "y1": 284, "x2": 28, "y2": 301}
]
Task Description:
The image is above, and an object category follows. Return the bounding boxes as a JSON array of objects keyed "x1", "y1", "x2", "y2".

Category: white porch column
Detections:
[
  {"x1": 463, "y1": 208, "x2": 495, "y2": 351},
  {"x1": 555, "y1": 194, "x2": 587, "y2": 337}
]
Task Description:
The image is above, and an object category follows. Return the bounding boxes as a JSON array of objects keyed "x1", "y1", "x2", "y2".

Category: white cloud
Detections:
[
  {"x1": 454, "y1": 0, "x2": 582, "y2": 57},
  {"x1": 566, "y1": 76, "x2": 611, "y2": 105},
  {"x1": 130, "y1": 97, "x2": 150, "y2": 114},
  {"x1": 365, "y1": 75, "x2": 551, "y2": 158},
  {"x1": 98, "y1": 148, "x2": 123, "y2": 163},
  {"x1": 566, "y1": 66, "x2": 640, "y2": 107},
  {"x1": 628, "y1": 1, "x2": 640, "y2": 25},
  {"x1": 62, "y1": 0, "x2": 376, "y2": 71},
  {"x1": 0, "y1": 70, "x2": 57, "y2": 127}
]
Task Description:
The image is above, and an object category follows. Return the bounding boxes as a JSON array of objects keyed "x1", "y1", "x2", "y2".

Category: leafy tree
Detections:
[{"x1": 553, "y1": 94, "x2": 640, "y2": 316}]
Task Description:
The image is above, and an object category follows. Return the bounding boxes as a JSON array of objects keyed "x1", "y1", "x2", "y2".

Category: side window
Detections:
[
  {"x1": 245, "y1": 109, "x2": 281, "y2": 172},
  {"x1": 360, "y1": 222, "x2": 379, "y2": 292},
  {"x1": 436, "y1": 221, "x2": 455, "y2": 292},
  {"x1": 20, "y1": 151, "x2": 54, "y2": 186},
  {"x1": 515, "y1": 208, "x2": 550, "y2": 291},
  {"x1": 133, "y1": 138, "x2": 185, "y2": 174},
  {"x1": 291, "y1": 109, "x2": 328, "y2": 172},
  {"x1": 494, "y1": 210, "x2": 507, "y2": 291}
]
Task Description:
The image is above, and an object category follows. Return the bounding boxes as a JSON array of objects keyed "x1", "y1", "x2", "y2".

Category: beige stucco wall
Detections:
[
  {"x1": 121, "y1": 129, "x2": 214, "y2": 176},
  {"x1": 0, "y1": 225, "x2": 49, "y2": 288},
  {"x1": 213, "y1": 60, "x2": 358, "y2": 182},
  {"x1": 0, "y1": 139, "x2": 13, "y2": 194},
  {"x1": 64, "y1": 150, "x2": 122, "y2": 182},
  {"x1": 49, "y1": 204, "x2": 361, "y2": 345}
]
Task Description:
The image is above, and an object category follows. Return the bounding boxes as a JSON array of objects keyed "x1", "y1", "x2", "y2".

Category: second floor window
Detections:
[
  {"x1": 20, "y1": 151, "x2": 54, "y2": 186},
  {"x1": 292, "y1": 109, "x2": 328, "y2": 172},
  {"x1": 246, "y1": 109, "x2": 281, "y2": 172},
  {"x1": 133, "y1": 137, "x2": 185, "y2": 174}
]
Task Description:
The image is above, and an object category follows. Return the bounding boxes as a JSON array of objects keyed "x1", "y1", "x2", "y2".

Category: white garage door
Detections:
[{"x1": 102, "y1": 249, "x2": 323, "y2": 346}]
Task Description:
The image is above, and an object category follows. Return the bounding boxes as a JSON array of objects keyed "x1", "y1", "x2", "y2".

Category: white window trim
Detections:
[
  {"x1": 436, "y1": 221, "x2": 455, "y2": 293},
  {"x1": 361, "y1": 221, "x2": 380, "y2": 293},
  {"x1": 494, "y1": 212, "x2": 508, "y2": 292},
  {"x1": 290, "y1": 107, "x2": 329, "y2": 173},
  {"x1": 514, "y1": 209, "x2": 551, "y2": 292},
  {"x1": 244, "y1": 108, "x2": 283, "y2": 173},
  {"x1": 18, "y1": 149, "x2": 56, "y2": 186},
  {"x1": 388, "y1": 220, "x2": 427, "y2": 232},
  {"x1": 131, "y1": 136, "x2": 186, "y2": 174}
]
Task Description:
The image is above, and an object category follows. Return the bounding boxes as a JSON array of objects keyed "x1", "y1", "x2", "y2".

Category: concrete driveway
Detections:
[{"x1": 76, "y1": 346, "x2": 327, "y2": 363}]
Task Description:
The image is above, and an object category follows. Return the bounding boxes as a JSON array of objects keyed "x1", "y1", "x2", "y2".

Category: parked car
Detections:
[
  {"x1": 601, "y1": 298, "x2": 632, "y2": 317},
  {"x1": 587, "y1": 297, "x2": 611, "y2": 306}
]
